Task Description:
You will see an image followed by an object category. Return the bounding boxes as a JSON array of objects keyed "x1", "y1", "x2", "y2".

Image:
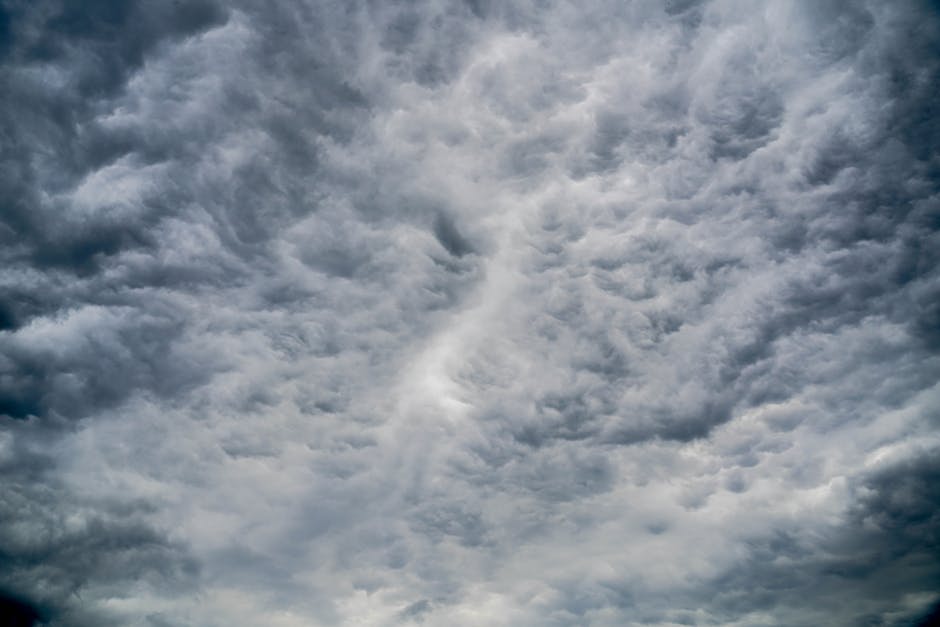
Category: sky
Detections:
[{"x1": 1, "y1": 1, "x2": 939, "y2": 625}]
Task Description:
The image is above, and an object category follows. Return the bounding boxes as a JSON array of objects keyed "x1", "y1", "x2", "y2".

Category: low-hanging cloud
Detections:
[{"x1": 1, "y1": 0, "x2": 938, "y2": 625}]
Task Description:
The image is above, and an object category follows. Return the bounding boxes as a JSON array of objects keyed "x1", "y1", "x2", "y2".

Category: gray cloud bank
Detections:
[{"x1": 1, "y1": 0, "x2": 939, "y2": 625}]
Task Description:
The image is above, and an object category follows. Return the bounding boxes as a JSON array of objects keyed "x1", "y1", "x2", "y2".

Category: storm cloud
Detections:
[{"x1": 1, "y1": 0, "x2": 939, "y2": 625}]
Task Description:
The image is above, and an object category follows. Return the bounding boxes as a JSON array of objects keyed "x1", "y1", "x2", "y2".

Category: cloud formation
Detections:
[{"x1": 1, "y1": 0, "x2": 938, "y2": 625}]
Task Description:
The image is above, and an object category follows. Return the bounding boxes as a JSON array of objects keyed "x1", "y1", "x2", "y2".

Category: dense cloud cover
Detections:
[{"x1": 1, "y1": 0, "x2": 939, "y2": 625}]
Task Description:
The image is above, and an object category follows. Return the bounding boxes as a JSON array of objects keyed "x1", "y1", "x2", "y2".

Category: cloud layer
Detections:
[{"x1": 1, "y1": 1, "x2": 939, "y2": 625}]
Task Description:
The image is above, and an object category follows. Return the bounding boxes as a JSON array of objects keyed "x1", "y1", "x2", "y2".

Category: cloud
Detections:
[
  {"x1": 0, "y1": 590, "x2": 43, "y2": 627},
  {"x1": 1, "y1": 0, "x2": 938, "y2": 625}
]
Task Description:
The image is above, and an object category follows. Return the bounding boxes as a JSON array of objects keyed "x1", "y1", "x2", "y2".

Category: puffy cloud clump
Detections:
[{"x1": 1, "y1": 1, "x2": 938, "y2": 625}]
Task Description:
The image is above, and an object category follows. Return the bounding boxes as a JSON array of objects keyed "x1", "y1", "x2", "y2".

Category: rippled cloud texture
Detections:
[{"x1": 2, "y1": 1, "x2": 939, "y2": 625}]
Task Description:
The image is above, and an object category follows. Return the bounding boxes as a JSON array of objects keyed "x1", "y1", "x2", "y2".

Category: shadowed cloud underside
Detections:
[{"x1": 1, "y1": 1, "x2": 939, "y2": 625}]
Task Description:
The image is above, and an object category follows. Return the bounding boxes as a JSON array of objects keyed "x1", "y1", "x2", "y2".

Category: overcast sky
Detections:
[{"x1": 1, "y1": 1, "x2": 939, "y2": 625}]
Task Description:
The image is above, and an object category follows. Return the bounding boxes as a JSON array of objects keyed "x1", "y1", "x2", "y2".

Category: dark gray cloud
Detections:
[
  {"x1": 1, "y1": 0, "x2": 938, "y2": 625},
  {"x1": 0, "y1": 590, "x2": 42, "y2": 627}
]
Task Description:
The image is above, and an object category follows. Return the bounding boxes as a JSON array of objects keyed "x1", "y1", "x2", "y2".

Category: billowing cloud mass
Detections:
[{"x1": 1, "y1": 1, "x2": 939, "y2": 625}]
